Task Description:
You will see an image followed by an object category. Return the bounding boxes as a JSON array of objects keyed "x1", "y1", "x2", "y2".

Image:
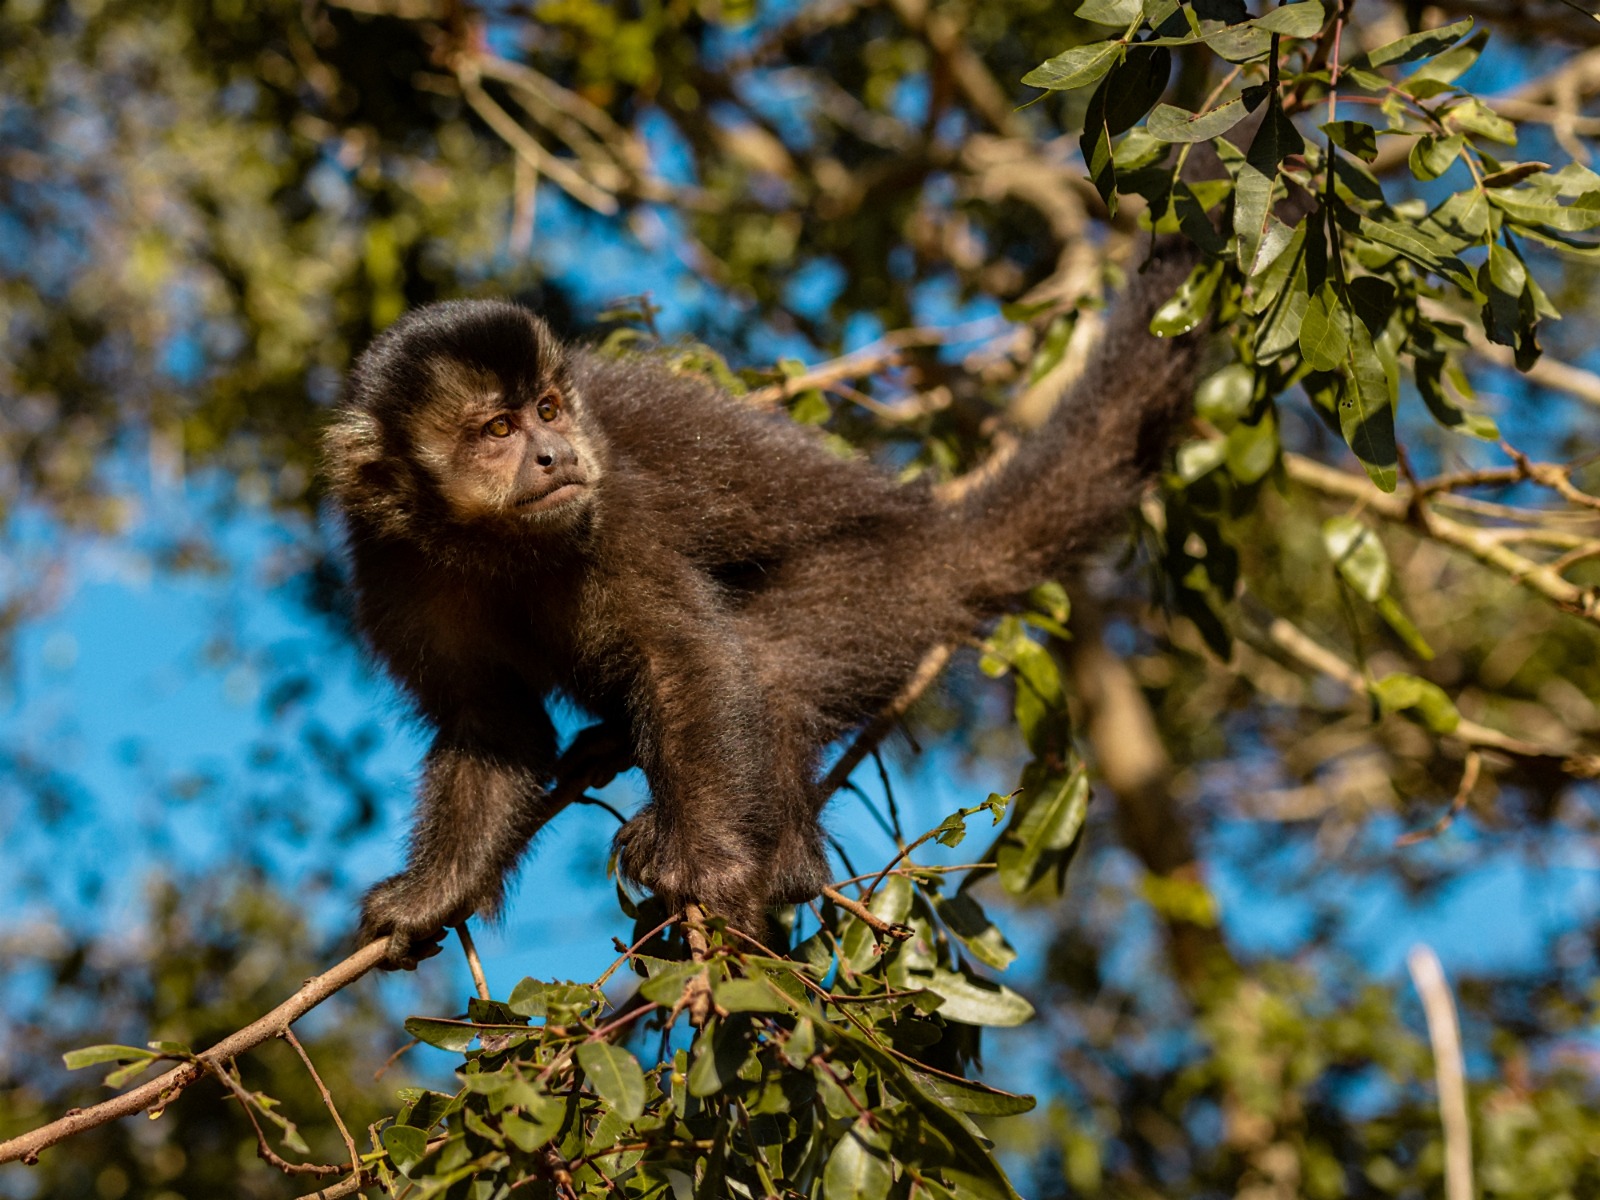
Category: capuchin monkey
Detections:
[{"x1": 325, "y1": 240, "x2": 1203, "y2": 966}]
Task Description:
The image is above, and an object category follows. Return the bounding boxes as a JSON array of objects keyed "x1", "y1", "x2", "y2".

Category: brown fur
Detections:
[{"x1": 326, "y1": 243, "x2": 1203, "y2": 964}]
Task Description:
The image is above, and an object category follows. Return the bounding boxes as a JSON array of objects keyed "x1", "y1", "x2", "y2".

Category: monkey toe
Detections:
[
  {"x1": 357, "y1": 874, "x2": 467, "y2": 970},
  {"x1": 615, "y1": 807, "x2": 767, "y2": 933}
]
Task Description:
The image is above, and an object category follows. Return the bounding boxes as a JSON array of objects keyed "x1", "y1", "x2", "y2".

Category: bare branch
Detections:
[
  {"x1": 1397, "y1": 751, "x2": 1484, "y2": 846},
  {"x1": 1255, "y1": 613, "x2": 1558, "y2": 759},
  {"x1": 1407, "y1": 945, "x2": 1475, "y2": 1200},
  {"x1": 1283, "y1": 453, "x2": 1600, "y2": 624},
  {"x1": 456, "y1": 922, "x2": 492, "y2": 1002},
  {"x1": 207, "y1": 1059, "x2": 344, "y2": 1178},
  {"x1": 283, "y1": 1028, "x2": 362, "y2": 1178},
  {"x1": 0, "y1": 938, "x2": 391, "y2": 1167}
]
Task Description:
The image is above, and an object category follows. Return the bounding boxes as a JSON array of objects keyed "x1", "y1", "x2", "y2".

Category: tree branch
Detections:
[{"x1": 0, "y1": 938, "x2": 390, "y2": 1166}]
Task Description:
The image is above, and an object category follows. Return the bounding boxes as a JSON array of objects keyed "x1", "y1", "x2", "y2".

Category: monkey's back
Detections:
[{"x1": 569, "y1": 350, "x2": 934, "y2": 573}]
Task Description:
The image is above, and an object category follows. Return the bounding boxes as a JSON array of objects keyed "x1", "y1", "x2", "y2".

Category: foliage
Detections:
[{"x1": 363, "y1": 800, "x2": 1043, "y2": 1199}]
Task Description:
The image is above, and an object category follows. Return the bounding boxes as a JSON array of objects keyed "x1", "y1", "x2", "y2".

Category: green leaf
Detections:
[
  {"x1": 687, "y1": 1016, "x2": 750, "y2": 1097},
  {"x1": 823, "y1": 1117, "x2": 894, "y2": 1200},
  {"x1": 1022, "y1": 41, "x2": 1122, "y2": 92},
  {"x1": 1371, "y1": 673, "x2": 1461, "y2": 734},
  {"x1": 1173, "y1": 180, "x2": 1228, "y2": 254},
  {"x1": 500, "y1": 1095, "x2": 568, "y2": 1154},
  {"x1": 996, "y1": 767, "x2": 1090, "y2": 895},
  {"x1": 1299, "y1": 284, "x2": 1350, "y2": 372},
  {"x1": 382, "y1": 1124, "x2": 430, "y2": 1174},
  {"x1": 1362, "y1": 17, "x2": 1473, "y2": 68},
  {"x1": 1323, "y1": 516, "x2": 1389, "y2": 602},
  {"x1": 1147, "y1": 97, "x2": 1249, "y2": 143},
  {"x1": 934, "y1": 892, "x2": 1018, "y2": 971},
  {"x1": 63, "y1": 1044, "x2": 159, "y2": 1071},
  {"x1": 1077, "y1": 0, "x2": 1141, "y2": 24},
  {"x1": 1225, "y1": 410, "x2": 1279, "y2": 484},
  {"x1": 1080, "y1": 76, "x2": 1118, "y2": 214},
  {"x1": 1403, "y1": 28, "x2": 1487, "y2": 90},
  {"x1": 1481, "y1": 162, "x2": 1551, "y2": 189},
  {"x1": 910, "y1": 1070, "x2": 1037, "y2": 1117},
  {"x1": 1409, "y1": 134, "x2": 1464, "y2": 181},
  {"x1": 1234, "y1": 163, "x2": 1293, "y2": 277},
  {"x1": 1488, "y1": 189, "x2": 1600, "y2": 232},
  {"x1": 1322, "y1": 120, "x2": 1377, "y2": 163},
  {"x1": 403, "y1": 1018, "x2": 480, "y2": 1053},
  {"x1": 577, "y1": 1042, "x2": 647, "y2": 1122},
  {"x1": 1104, "y1": 45, "x2": 1173, "y2": 136},
  {"x1": 1175, "y1": 438, "x2": 1226, "y2": 484},
  {"x1": 1249, "y1": 96, "x2": 1304, "y2": 176},
  {"x1": 638, "y1": 960, "x2": 707, "y2": 1005},
  {"x1": 1415, "y1": 355, "x2": 1497, "y2": 439},
  {"x1": 1359, "y1": 216, "x2": 1473, "y2": 289},
  {"x1": 1253, "y1": 0, "x2": 1324, "y2": 36},
  {"x1": 712, "y1": 976, "x2": 789, "y2": 1013},
  {"x1": 1149, "y1": 257, "x2": 1222, "y2": 336},
  {"x1": 506, "y1": 978, "x2": 603, "y2": 1020},
  {"x1": 1376, "y1": 595, "x2": 1436, "y2": 661},
  {"x1": 1442, "y1": 96, "x2": 1516, "y2": 146},
  {"x1": 1195, "y1": 362, "x2": 1256, "y2": 428},
  {"x1": 1479, "y1": 241, "x2": 1528, "y2": 347},
  {"x1": 921, "y1": 968, "x2": 1036, "y2": 1027},
  {"x1": 1337, "y1": 318, "x2": 1398, "y2": 492}
]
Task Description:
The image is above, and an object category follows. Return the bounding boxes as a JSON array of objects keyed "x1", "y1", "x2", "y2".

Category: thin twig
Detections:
[
  {"x1": 207, "y1": 1060, "x2": 344, "y2": 1178},
  {"x1": 820, "y1": 644, "x2": 953, "y2": 800},
  {"x1": 1396, "y1": 751, "x2": 1483, "y2": 846},
  {"x1": 1407, "y1": 945, "x2": 1474, "y2": 1200},
  {"x1": 595, "y1": 913, "x2": 682, "y2": 988},
  {"x1": 1255, "y1": 613, "x2": 1556, "y2": 759},
  {"x1": 456, "y1": 73, "x2": 619, "y2": 215},
  {"x1": 679, "y1": 904, "x2": 715, "y2": 1027},
  {"x1": 455, "y1": 922, "x2": 491, "y2": 1002},
  {"x1": 0, "y1": 938, "x2": 390, "y2": 1166},
  {"x1": 283, "y1": 1029, "x2": 361, "y2": 1178},
  {"x1": 819, "y1": 885, "x2": 913, "y2": 942},
  {"x1": 1284, "y1": 453, "x2": 1600, "y2": 624},
  {"x1": 745, "y1": 320, "x2": 1005, "y2": 410}
]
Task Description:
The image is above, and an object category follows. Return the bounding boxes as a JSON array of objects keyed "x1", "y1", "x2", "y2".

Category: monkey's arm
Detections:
[{"x1": 359, "y1": 693, "x2": 559, "y2": 968}]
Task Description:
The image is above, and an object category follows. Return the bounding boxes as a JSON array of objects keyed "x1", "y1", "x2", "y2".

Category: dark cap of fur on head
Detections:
[{"x1": 323, "y1": 301, "x2": 567, "y2": 541}]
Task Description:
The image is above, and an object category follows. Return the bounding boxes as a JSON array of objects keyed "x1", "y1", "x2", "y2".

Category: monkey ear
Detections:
[{"x1": 323, "y1": 408, "x2": 385, "y2": 485}]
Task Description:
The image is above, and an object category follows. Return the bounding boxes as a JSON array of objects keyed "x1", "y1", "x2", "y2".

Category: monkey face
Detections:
[
  {"x1": 416, "y1": 371, "x2": 598, "y2": 529},
  {"x1": 329, "y1": 300, "x2": 606, "y2": 543}
]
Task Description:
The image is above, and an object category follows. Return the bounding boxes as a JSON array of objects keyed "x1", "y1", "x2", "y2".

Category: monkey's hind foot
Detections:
[
  {"x1": 614, "y1": 805, "x2": 768, "y2": 935},
  {"x1": 357, "y1": 874, "x2": 472, "y2": 970}
]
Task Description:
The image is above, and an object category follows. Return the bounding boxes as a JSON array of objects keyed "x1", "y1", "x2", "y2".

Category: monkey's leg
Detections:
[
  {"x1": 613, "y1": 621, "x2": 783, "y2": 936},
  {"x1": 359, "y1": 711, "x2": 558, "y2": 968}
]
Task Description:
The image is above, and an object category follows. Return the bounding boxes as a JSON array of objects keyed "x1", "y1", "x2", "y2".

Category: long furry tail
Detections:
[{"x1": 952, "y1": 238, "x2": 1206, "y2": 607}]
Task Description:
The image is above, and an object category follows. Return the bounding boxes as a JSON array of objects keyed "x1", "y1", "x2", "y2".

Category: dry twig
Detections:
[
  {"x1": 455, "y1": 921, "x2": 491, "y2": 1002},
  {"x1": 1407, "y1": 945, "x2": 1475, "y2": 1200},
  {"x1": 284, "y1": 1029, "x2": 362, "y2": 1178}
]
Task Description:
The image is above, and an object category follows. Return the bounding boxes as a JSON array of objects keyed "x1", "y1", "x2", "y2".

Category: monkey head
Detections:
[{"x1": 325, "y1": 300, "x2": 604, "y2": 548}]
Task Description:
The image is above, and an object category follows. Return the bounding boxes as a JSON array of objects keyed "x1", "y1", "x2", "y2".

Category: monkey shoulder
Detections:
[{"x1": 570, "y1": 349, "x2": 921, "y2": 554}]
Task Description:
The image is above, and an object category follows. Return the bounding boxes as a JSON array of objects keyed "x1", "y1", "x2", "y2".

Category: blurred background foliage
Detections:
[{"x1": 2, "y1": 0, "x2": 1600, "y2": 1196}]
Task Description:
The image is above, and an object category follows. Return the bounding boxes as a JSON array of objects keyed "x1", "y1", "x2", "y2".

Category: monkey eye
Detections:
[
  {"x1": 535, "y1": 391, "x2": 562, "y2": 422},
  {"x1": 482, "y1": 415, "x2": 515, "y2": 438}
]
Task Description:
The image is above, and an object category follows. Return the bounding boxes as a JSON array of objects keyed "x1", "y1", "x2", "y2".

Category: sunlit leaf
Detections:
[
  {"x1": 1022, "y1": 42, "x2": 1123, "y2": 91},
  {"x1": 577, "y1": 1042, "x2": 647, "y2": 1122}
]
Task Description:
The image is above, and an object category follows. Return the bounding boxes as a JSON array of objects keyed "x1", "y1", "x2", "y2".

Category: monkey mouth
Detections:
[{"x1": 514, "y1": 480, "x2": 588, "y2": 513}]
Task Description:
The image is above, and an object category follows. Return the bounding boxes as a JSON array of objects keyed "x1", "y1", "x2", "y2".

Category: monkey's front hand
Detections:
[
  {"x1": 615, "y1": 805, "x2": 768, "y2": 934},
  {"x1": 357, "y1": 874, "x2": 469, "y2": 970}
]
